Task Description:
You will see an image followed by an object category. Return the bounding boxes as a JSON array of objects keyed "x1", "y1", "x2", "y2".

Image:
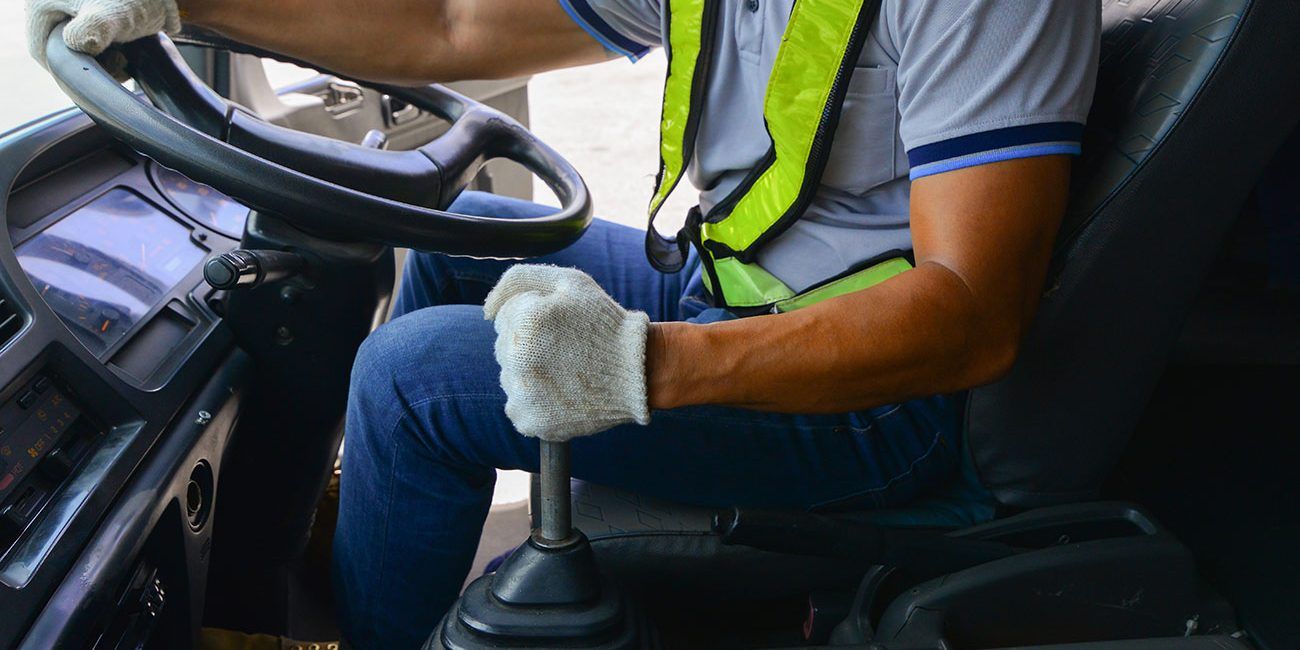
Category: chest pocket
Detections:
[{"x1": 821, "y1": 66, "x2": 900, "y2": 195}]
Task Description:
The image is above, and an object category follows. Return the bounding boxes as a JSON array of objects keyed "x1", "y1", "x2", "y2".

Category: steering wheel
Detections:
[{"x1": 41, "y1": 26, "x2": 592, "y2": 258}]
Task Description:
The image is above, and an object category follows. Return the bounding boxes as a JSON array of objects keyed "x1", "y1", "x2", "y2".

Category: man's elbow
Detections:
[
  {"x1": 972, "y1": 337, "x2": 1021, "y2": 386},
  {"x1": 959, "y1": 321, "x2": 1024, "y2": 389}
]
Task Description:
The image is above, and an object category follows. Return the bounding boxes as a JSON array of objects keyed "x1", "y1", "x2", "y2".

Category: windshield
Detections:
[{"x1": 2, "y1": 3, "x2": 76, "y2": 133}]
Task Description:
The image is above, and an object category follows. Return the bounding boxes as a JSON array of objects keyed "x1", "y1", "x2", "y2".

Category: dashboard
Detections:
[
  {"x1": 0, "y1": 111, "x2": 254, "y2": 650},
  {"x1": 0, "y1": 73, "x2": 521, "y2": 650},
  {"x1": 7, "y1": 144, "x2": 248, "y2": 384},
  {"x1": 152, "y1": 165, "x2": 251, "y2": 240}
]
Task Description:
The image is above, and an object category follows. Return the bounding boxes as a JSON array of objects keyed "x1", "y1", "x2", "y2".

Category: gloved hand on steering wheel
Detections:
[
  {"x1": 26, "y1": 0, "x2": 180, "y2": 70},
  {"x1": 484, "y1": 265, "x2": 651, "y2": 442}
]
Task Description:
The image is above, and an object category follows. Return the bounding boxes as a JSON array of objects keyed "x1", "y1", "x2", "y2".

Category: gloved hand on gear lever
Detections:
[{"x1": 484, "y1": 265, "x2": 651, "y2": 443}]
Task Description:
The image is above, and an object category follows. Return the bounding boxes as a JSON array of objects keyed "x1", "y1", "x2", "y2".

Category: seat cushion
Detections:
[
  {"x1": 531, "y1": 464, "x2": 998, "y2": 603},
  {"x1": 559, "y1": 481, "x2": 856, "y2": 603}
]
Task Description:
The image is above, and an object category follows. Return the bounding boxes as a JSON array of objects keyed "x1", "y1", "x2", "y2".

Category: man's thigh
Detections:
[
  {"x1": 349, "y1": 305, "x2": 960, "y2": 512},
  {"x1": 395, "y1": 191, "x2": 703, "y2": 321}
]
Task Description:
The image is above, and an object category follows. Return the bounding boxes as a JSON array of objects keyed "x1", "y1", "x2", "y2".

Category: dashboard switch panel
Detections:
[{"x1": 0, "y1": 373, "x2": 102, "y2": 554}]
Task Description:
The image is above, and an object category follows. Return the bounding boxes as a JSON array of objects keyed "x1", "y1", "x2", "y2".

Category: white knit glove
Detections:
[
  {"x1": 26, "y1": 0, "x2": 181, "y2": 69},
  {"x1": 484, "y1": 265, "x2": 651, "y2": 442}
]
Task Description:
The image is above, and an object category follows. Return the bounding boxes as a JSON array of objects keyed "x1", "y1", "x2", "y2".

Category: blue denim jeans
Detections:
[{"x1": 333, "y1": 192, "x2": 961, "y2": 649}]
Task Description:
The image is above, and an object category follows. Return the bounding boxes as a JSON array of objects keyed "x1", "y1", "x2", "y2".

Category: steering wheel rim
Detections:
[{"x1": 42, "y1": 26, "x2": 593, "y2": 258}]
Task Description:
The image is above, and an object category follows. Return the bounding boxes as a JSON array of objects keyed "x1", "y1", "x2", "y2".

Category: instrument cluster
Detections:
[
  {"x1": 16, "y1": 189, "x2": 207, "y2": 355},
  {"x1": 12, "y1": 164, "x2": 249, "y2": 359}
]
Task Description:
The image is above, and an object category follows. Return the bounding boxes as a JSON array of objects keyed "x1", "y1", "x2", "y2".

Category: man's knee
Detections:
[
  {"x1": 349, "y1": 314, "x2": 413, "y2": 418},
  {"x1": 355, "y1": 305, "x2": 497, "y2": 398},
  {"x1": 348, "y1": 306, "x2": 507, "y2": 456}
]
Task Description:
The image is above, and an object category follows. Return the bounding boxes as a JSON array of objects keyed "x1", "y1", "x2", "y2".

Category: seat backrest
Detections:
[{"x1": 965, "y1": 0, "x2": 1300, "y2": 509}]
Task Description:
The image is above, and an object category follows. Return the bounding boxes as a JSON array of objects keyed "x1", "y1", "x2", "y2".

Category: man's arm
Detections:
[
  {"x1": 646, "y1": 155, "x2": 1071, "y2": 413},
  {"x1": 181, "y1": 0, "x2": 611, "y2": 84}
]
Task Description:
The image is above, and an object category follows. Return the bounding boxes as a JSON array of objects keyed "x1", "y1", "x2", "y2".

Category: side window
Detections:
[
  {"x1": 261, "y1": 59, "x2": 321, "y2": 90},
  {"x1": 3, "y1": 7, "x2": 76, "y2": 131}
]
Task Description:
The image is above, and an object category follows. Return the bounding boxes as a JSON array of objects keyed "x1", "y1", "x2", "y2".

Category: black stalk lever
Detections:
[{"x1": 204, "y1": 249, "x2": 304, "y2": 290}]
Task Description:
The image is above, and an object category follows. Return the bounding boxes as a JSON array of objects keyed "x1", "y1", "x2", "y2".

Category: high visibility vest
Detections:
[{"x1": 645, "y1": 0, "x2": 911, "y2": 311}]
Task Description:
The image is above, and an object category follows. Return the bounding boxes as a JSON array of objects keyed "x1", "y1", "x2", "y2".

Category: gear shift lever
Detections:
[
  {"x1": 427, "y1": 440, "x2": 652, "y2": 649},
  {"x1": 538, "y1": 440, "x2": 573, "y2": 544}
]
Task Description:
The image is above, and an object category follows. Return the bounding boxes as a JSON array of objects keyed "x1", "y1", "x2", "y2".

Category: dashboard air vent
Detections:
[{"x1": 0, "y1": 293, "x2": 23, "y2": 348}]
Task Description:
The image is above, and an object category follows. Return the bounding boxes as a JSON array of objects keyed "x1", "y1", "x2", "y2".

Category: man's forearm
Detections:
[
  {"x1": 647, "y1": 157, "x2": 1071, "y2": 415},
  {"x1": 647, "y1": 263, "x2": 1020, "y2": 414},
  {"x1": 180, "y1": 0, "x2": 606, "y2": 84}
]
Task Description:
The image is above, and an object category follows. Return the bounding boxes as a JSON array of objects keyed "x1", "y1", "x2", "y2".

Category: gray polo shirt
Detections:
[{"x1": 559, "y1": 0, "x2": 1099, "y2": 292}]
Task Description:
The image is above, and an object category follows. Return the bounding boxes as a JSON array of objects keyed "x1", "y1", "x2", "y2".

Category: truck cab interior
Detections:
[{"x1": 0, "y1": 0, "x2": 1297, "y2": 649}]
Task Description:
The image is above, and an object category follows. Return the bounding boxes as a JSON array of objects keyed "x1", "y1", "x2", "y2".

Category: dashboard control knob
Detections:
[{"x1": 204, "y1": 249, "x2": 305, "y2": 291}]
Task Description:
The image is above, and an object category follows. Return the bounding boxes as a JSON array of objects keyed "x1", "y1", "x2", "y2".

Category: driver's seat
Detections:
[{"x1": 531, "y1": 0, "x2": 1300, "y2": 645}]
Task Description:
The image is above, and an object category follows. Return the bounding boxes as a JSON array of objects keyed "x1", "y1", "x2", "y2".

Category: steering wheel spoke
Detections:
[{"x1": 225, "y1": 110, "x2": 446, "y2": 209}]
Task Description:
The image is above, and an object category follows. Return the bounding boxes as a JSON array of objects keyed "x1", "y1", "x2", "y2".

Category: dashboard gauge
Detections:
[
  {"x1": 16, "y1": 189, "x2": 207, "y2": 355},
  {"x1": 153, "y1": 165, "x2": 250, "y2": 239}
]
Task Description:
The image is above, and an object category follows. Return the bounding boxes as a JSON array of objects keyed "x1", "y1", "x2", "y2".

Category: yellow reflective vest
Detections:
[{"x1": 645, "y1": 0, "x2": 911, "y2": 311}]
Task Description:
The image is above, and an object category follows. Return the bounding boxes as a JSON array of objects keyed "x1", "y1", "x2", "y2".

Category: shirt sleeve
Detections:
[
  {"x1": 889, "y1": 0, "x2": 1100, "y2": 180},
  {"x1": 557, "y1": 0, "x2": 662, "y2": 61}
]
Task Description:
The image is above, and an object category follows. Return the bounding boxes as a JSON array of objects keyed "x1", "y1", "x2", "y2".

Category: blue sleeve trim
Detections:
[
  {"x1": 558, "y1": 0, "x2": 652, "y2": 62},
  {"x1": 909, "y1": 143, "x2": 1082, "y2": 180},
  {"x1": 907, "y1": 122, "x2": 1085, "y2": 168}
]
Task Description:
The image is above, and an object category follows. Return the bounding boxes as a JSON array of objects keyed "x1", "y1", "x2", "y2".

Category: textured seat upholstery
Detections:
[{"x1": 968, "y1": 0, "x2": 1300, "y2": 506}]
